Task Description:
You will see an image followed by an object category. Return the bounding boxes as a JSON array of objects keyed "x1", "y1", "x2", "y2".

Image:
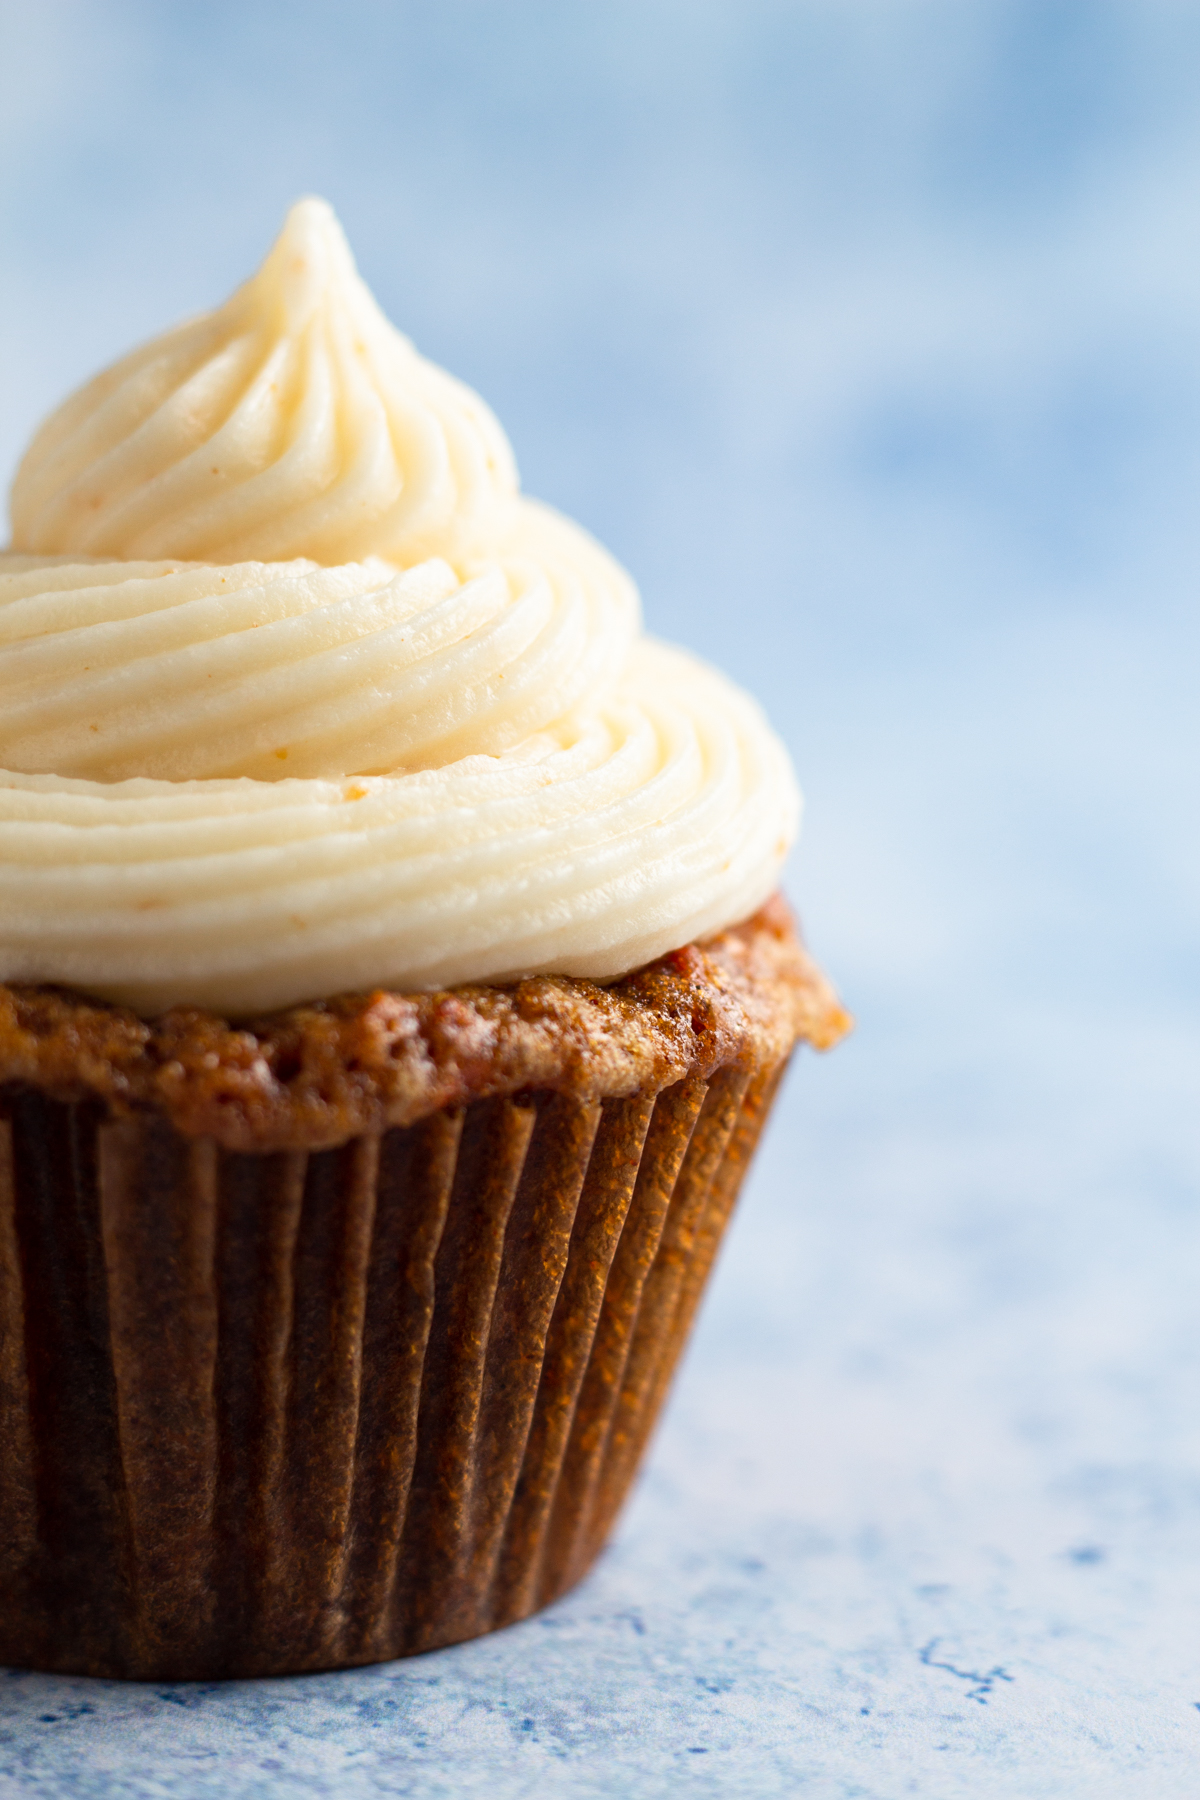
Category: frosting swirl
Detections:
[
  {"x1": 10, "y1": 200, "x2": 517, "y2": 568},
  {"x1": 0, "y1": 501, "x2": 637, "y2": 782},
  {"x1": 0, "y1": 201, "x2": 800, "y2": 1016}
]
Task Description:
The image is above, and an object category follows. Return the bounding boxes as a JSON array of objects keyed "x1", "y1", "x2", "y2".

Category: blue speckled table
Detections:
[
  {"x1": 4, "y1": 1005, "x2": 1200, "y2": 1797},
  {"x1": 5, "y1": 1, "x2": 1200, "y2": 1791}
]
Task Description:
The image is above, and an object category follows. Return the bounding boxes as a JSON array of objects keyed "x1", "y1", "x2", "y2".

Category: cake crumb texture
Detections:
[{"x1": 0, "y1": 897, "x2": 848, "y2": 1152}]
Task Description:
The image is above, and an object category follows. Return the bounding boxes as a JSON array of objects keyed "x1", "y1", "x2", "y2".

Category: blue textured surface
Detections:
[
  {"x1": 3, "y1": 1048, "x2": 1200, "y2": 1799},
  {"x1": 3, "y1": 3, "x2": 1200, "y2": 1793}
]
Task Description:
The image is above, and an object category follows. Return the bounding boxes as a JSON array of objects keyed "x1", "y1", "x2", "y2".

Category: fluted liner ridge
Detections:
[{"x1": 0, "y1": 1053, "x2": 791, "y2": 1678}]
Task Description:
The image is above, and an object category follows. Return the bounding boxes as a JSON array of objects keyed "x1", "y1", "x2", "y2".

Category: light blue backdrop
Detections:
[{"x1": 1, "y1": 4, "x2": 1199, "y2": 1795}]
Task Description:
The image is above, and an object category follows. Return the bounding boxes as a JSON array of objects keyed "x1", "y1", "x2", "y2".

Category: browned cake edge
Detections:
[{"x1": 0, "y1": 895, "x2": 849, "y2": 1152}]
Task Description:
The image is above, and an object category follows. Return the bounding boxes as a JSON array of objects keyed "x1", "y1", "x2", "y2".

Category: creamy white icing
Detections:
[
  {"x1": 0, "y1": 501, "x2": 637, "y2": 782},
  {"x1": 10, "y1": 200, "x2": 517, "y2": 568},
  {"x1": 1, "y1": 200, "x2": 800, "y2": 1015}
]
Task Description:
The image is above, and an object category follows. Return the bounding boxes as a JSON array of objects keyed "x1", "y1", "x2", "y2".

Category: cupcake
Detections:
[{"x1": 0, "y1": 200, "x2": 848, "y2": 1678}]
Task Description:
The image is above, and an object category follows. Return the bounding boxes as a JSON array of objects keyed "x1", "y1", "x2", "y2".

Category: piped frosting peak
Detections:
[
  {"x1": 9, "y1": 198, "x2": 518, "y2": 568},
  {"x1": 0, "y1": 201, "x2": 800, "y2": 1015}
]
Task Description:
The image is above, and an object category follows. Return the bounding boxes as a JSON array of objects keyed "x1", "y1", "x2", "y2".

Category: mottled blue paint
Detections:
[{"x1": 4, "y1": 2, "x2": 1200, "y2": 1794}]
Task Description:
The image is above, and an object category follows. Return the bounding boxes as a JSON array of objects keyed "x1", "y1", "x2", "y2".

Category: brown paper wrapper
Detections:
[{"x1": 0, "y1": 1054, "x2": 789, "y2": 1679}]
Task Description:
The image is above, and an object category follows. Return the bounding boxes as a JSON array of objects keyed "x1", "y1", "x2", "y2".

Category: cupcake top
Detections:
[{"x1": 0, "y1": 200, "x2": 800, "y2": 1017}]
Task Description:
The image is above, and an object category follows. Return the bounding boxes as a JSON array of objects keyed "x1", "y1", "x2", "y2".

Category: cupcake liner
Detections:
[{"x1": 0, "y1": 1053, "x2": 792, "y2": 1680}]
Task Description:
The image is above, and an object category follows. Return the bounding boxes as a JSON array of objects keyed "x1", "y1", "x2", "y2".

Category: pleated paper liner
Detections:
[{"x1": 0, "y1": 1053, "x2": 787, "y2": 1680}]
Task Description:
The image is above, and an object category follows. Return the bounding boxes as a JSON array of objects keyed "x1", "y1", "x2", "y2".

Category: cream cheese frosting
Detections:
[{"x1": 0, "y1": 198, "x2": 799, "y2": 1015}]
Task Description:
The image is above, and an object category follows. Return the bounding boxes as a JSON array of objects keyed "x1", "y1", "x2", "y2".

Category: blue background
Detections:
[{"x1": 2, "y1": 2, "x2": 1199, "y2": 1794}]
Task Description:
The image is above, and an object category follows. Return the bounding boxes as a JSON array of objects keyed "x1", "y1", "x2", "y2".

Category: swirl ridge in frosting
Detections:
[
  {"x1": 10, "y1": 198, "x2": 518, "y2": 569},
  {"x1": 1, "y1": 200, "x2": 800, "y2": 1015}
]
